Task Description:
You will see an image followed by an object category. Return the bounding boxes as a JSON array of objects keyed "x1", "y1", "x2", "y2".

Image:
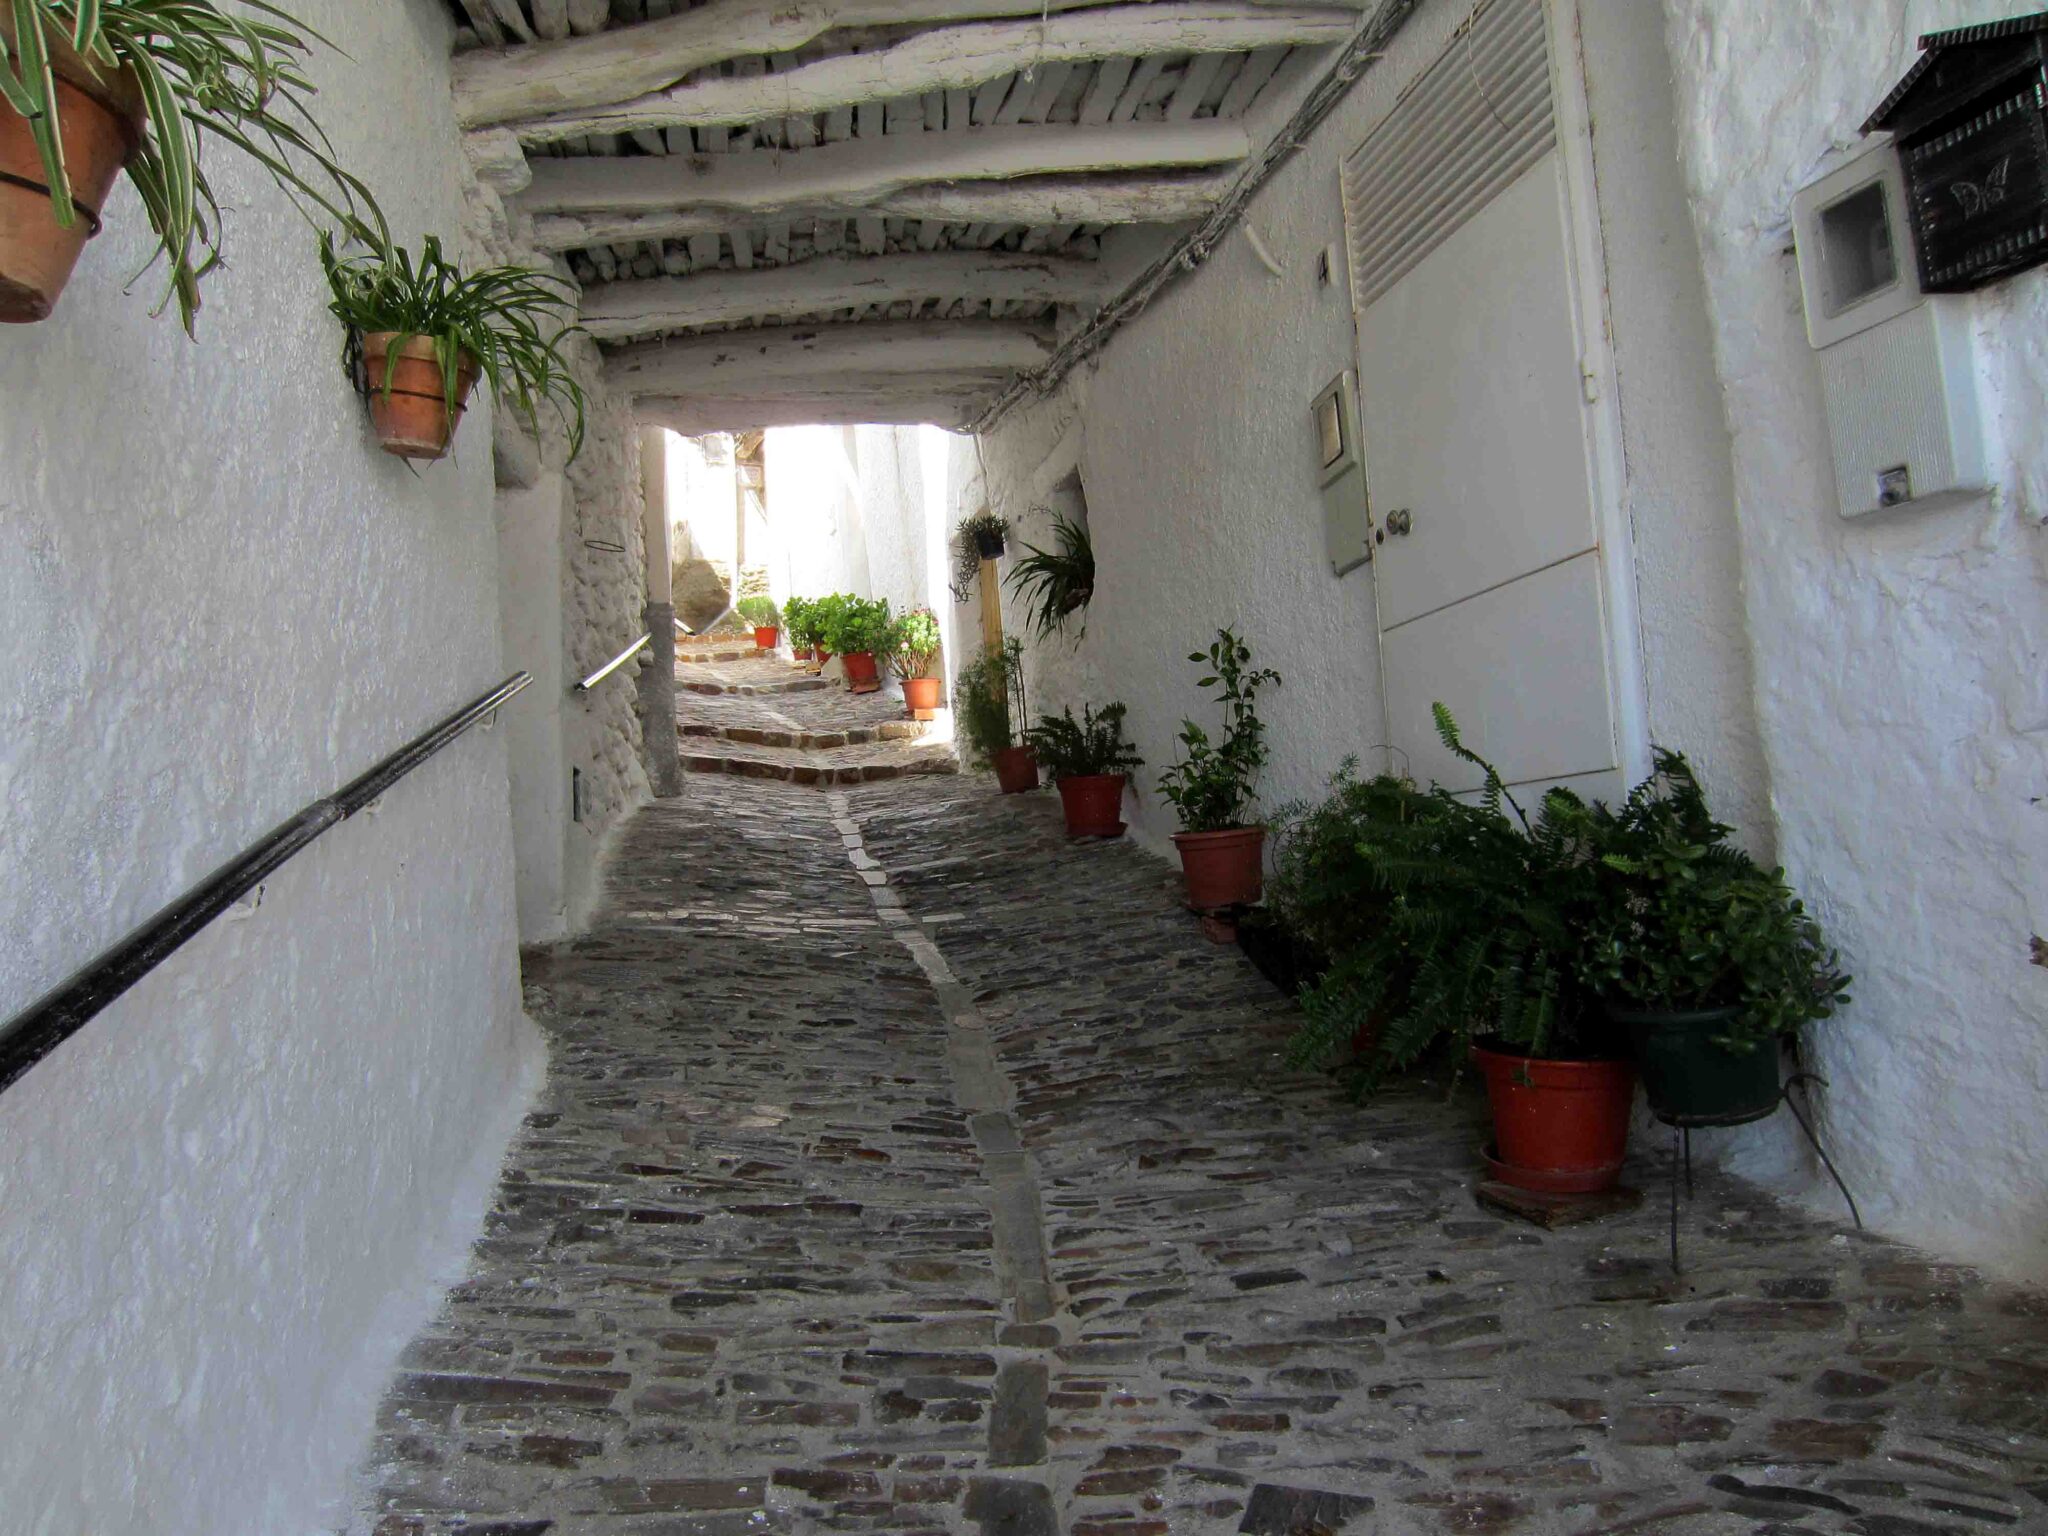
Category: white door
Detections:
[{"x1": 1343, "y1": 0, "x2": 1622, "y2": 801}]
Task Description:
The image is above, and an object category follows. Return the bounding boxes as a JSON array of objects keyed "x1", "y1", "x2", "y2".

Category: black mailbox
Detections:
[{"x1": 1865, "y1": 12, "x2": 2048, "y2": 292}]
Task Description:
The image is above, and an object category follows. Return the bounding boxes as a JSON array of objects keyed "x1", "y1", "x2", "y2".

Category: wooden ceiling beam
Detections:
[
  {"x1": 606, "y1": 318, "x2": 1053, "y2": 393},
  {"x1": 640, "y1": 393, "x2": 988, "y2": 433},
  {"x1": 578, "y1": 249, "x2": 1113, "y2": 339},
  {"x1": 509, "y1": 3, "x2": 1356, "y2": 143}
]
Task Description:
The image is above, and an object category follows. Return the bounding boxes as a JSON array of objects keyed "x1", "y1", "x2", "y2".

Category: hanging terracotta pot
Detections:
[
  {"x1": 842, "y1": 651, "x2": 880, "y2": 693},
  {"x1": 1056, "y1": 774, "x2": 1126, "y2": 837},
  {"x1": 361, "y1": 332, "x2": 480, "y2": 460},
  {"x1": 1171, "y1": 826, "x2": 1266, "y2": 911},
  {"x1": 993, "y1": 746, "x2": 1039, "y2": 794},
  {"x1": 1470, "y1": 1044, "x2": 1635, "y2": 1194},
  {"x1": 0, "y1": 26, "x2": 146, "y2": 324},
  {"x1": 902, "y1": 676, "x2": 941, "y2": 717},
  {"x1": 753, "y1": 625, "x2": 780, "y2": 650}
]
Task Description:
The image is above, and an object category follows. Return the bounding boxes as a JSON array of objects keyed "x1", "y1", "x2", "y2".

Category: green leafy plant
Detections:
[
  {"x1": 0, "y1": 0, "x2": 386, "y2": 333},
  {"x1": 1024, "y1": 702, "x2": 1143, "y2": 781},
  {"x1": 890, "y1": 606, "x2": 942, "y2": 681},
  {"x1": 320, "y1": 232, "x2": 587, "y2": 460},
  {"x1": 806, "y1": 593, "x2": 848, "y2": 653},
  {"x1": 736, "y1": 595, "x2": 780, "y2": 628},
  {"x1": 1005, "y1": 510, "x2": 1094, "y2": 640},
  {"x1": 1284, "y1": 707, "x2": 1610, "y2": 1097},
  {"x1": 953, "y1": 641, "x2": 1021, "y2": 767},
  {"x1": 823, "y1": 595, "x2": 893, "y2": 658},
  {"x1": 783, "y1": 595, "x2": 821, "y2": 649},
  {"x1": 1158, "y1": 629, "x2": 1280, "y2": 833},
  {"x1": 1571, "y1": 752, "x2": 1850, "y2": 1052},
  {"x1": 950, "y1": 509, "x2": 1010, "y2": 601}
]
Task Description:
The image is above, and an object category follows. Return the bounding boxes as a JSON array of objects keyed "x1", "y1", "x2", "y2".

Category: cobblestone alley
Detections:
[{"x1": 351, "y1": 746, "x2": 2048, "y2": 1535}]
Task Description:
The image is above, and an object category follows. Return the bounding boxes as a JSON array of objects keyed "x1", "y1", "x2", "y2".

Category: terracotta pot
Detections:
[
  {"x1": 753, "y1": 625, "x2": 780, "y2": 650},
  {"x1": 902, "y1": 676, "x2": 941, "y2": 714},
  {"x1": 1171, "y1": 826, "x2": 1266, "y2": 911},
  {"x1": 793, "y1": 646, "x2": 814, "y2": 662},
  {"x1": 0, "y1": 26, "x2": 145, "y2": 324},
  {"x1": 842, "y1": 651, "x2": 880, "y2": 691},
  {"x1": 993, "y1": 746, "x2": 1039, "y2": 795},
  {"x1": 1056, "y1": 774, "x2": 1126, "y2": 837},
  {"x1": 1469, "y1": 1044, "x2": 1635, "y2": 1194},
  {"x1": 362, "y1": 333, "x2": 481, "y2": 460}
]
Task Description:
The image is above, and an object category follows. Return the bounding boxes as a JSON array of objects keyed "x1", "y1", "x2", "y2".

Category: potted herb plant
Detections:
[
  {"x1": 1286, "y1": 707, "x2": 1633, "y2": 1193},
  {"x1": 1158, "y1": 629, "x2": 1280, "y2": 910},
  {"x1": 806, "y1": 592, "x2": 847, "y2": 674},
  {"x1": 892, "y1": 607, "x2": 943, "y2": 717},
  {"x1": 1577, "y1": 752, "x2": 1851, "y2": 1126},
  {"x1": 737, "y1": 595, "x2": 780, "y2": 650},
  {"x1": 950, "y1": 509, "x2": 1010, "y2": 601},
  {"x1": 1005, "y1": 510, "x2": 1095, "y2": 640},
  {"x1": 0, "y1": 0, "x2": 383, "y2": 329},
  {"x1": 956, "y1": 639, "x2": 1036, "y2": 792},
  {"x1": 320, "y1": 233, "x2": 586, "y2": 462},
  {"x1": 783, "y1": 596, "x2": 817, "y2": 661},
  {"x1": 825, "y1": 595, "x2": 893, "y2": 694},
  {"x1": 1025, "y1": 702, "x2": 1143, "y2": 838}
]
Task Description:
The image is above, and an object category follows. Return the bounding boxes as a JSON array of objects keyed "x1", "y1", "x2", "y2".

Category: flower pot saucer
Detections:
[{"x1": 1478, "y1": 1142, "x2": 1625, "y2": 1196}]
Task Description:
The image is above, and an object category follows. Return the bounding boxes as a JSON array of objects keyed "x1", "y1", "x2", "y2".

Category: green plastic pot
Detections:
[{"x1": 1609, "y1": 1005, "x2": 1781, "y2": 1127}]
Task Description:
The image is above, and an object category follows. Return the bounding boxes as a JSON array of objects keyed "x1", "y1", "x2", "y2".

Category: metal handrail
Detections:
[
  {"x1": 575, "y1": 633, "x2": 651, "y2": 693},
  {"x1": 0, "y1": 672, "x2": 532, "y2": 1096}
]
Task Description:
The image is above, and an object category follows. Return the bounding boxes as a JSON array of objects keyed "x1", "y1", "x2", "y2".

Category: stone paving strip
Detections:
[{"x1": 350, "y1": 770, "x2": 2048, "y2": 1536}]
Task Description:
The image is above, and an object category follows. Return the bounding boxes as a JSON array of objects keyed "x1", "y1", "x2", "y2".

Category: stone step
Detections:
[
  {"x1": 680, "y1": 720, "x2": 928, "y2": 751},
  {"x1": 682, "y1": 747, "x2": 958, "y2": 787},
  {"x1": 680, "y1": 675, "x2": 833, "y2": 697},
  {"x1": 677, "y1": 646, "x2": 772, "y2": 664}
]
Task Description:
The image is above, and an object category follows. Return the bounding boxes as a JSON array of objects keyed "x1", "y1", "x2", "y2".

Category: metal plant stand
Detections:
[{"x1": 1663, "y1": 1073, "x2": 1862, "y2": 1272}]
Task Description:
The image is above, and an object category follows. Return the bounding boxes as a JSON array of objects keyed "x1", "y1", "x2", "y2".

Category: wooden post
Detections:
[{"x1": 978, "y1": 556, "x2": 1003, "y2": 654}]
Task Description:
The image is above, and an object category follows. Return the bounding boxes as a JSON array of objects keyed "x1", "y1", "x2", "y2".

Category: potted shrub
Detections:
[
  {"x1": 949, "y1": 509, "x2": 1010, "y2": 601},
  {"x1": 783, "y1": 595, "x2": 818, "y2": 661},
  {"x1": 1005, "y1": 510, "x2": 1095, "y2": 640},
  {"x1": 1025, "y1": 703, "x2": 1143, "y2": 838},
  {"x1": 892, "y1": 606, "x2": 943, "y2": 717},
  {"x1": 1577, "y1": 752, "x2": 1851, "y2": 1126},
  {"x1": 737, "y1": 595, "x2": 780, "y2": 650},
  {"x1": 806, "y1": 592, "x2": 847, "y2": 674},
  {"x1": 956, "y1": 639, "x2": 1036, "y2": 792},
  {"x1": 1158, "y1": 629, "x2": 1280, "y2": 911},
  {"x1": 320, "y1": 233, "x2": 585, "y2": 462},
  {"x1": 1286, "y1": 707, "x2": 1631, "y2": 1193},
  {"x1": 0, "y1": 0, "x2": 385, "y2": 329},
  {"x1": 825, "y1": 595, "x2": 892, "y2": 694}
]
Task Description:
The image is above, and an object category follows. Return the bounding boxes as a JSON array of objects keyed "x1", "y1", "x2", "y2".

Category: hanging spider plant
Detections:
[
  {"x1": 320, "y1": 231, "x2": 588, "y2": 462},
  {"x1": 0, "y1": 0, "x2": 386, "y2": 331},
  {"x1": 1005, "y1": 509, "x2": 1095, "y2": 640}
]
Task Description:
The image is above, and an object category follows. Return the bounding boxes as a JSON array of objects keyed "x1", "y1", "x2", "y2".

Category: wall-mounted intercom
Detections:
[
  {"x1": 1791, "y1": 139, "x2": 1988, "y2": 519},
  {"x1": 1313, "y1": 370, "x2": 1372, "y2": 575}
]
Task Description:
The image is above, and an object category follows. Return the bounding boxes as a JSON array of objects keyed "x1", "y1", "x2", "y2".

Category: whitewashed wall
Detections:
[
  {"x1": 0, "y1": 3, "x2": 547, "y2": 1531},
  {"x1": 1659, "y1": 0, "x2": 2048, "y2": 1276}
]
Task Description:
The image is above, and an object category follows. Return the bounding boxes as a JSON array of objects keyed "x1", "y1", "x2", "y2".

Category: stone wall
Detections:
[
  {"x1": 1658, "y1": 0, "x2": 2048, "y2": 1276},
  {"x1": 0, "y1": 2, "x2": 546, "y2": 1529}
]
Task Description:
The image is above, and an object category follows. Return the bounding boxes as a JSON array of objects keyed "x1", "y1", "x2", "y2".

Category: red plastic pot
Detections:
[
  {"x1": 902, "y1": 676, "x2": 941, "y2": 714},
  {"x1": 1172, "y1": 826, "x2": 1266, "y2": 910},
  {"x1": 1470, "y1": 1044, "x2": 1635, "y2": 1193},
  {"x1": 753, "y1": 625, "x2": 780, "y2": 650},
  {"x1": 1056, "y1": 774, "x2": 1126, "y2": 837},
  {"x1": 842, "y1": 651, "x2": 880, "y2": 691},
  {"x1": 793, "y1": 646, "x2": 814, "y2": 662},
  {"x1": 993, "y1": 746, "x2": 1039, "y2": 794}
]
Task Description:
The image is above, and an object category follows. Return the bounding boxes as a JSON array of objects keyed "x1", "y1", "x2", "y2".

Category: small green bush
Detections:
[
  {"x1": 1158, "y1": 629, "x2": 1280, "y2": 833},
  {"x1": 1024, "y1": 703, "x2": 1143, "y2": 781},
  {"x1": 891, "y1": 607, "x2": 942, "y2": 680},
  {"x1": 825, "y1": 596, "x2": 893, "y2": 658},
  {"x1": 736, "y1": 595, "x2": 780, "y2": 628}
]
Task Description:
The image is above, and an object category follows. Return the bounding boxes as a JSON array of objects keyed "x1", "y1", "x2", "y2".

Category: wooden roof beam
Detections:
[
  {"x1": 606, "y1": 318, "x2": 1053, "y2": 393},
  {"x1": 640, "y1": 393, "x2": 989, "y2": 433}
]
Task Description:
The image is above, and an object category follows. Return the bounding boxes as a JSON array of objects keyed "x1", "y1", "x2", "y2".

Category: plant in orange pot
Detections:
[
  {"x1": 1158, "y1": 629, "x2": 1280, "y2": 912},
  {"x1": 891, "y1": 606, "x2": 943, "y2": 718},
  {"x1": 0, "y1": 0, "x2": 383, "y2": 328},
  {"x1": 321, "y1": 233, "x2": 585, "y2": 463},
  {"x1": 738, "y1": 595, "x2": 781, "y2": 650},
  {"x1": 1024, "y1": 702, "x2": 1142, "y2": 838}
]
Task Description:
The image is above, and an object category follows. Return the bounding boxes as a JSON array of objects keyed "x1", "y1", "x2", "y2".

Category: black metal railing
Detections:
[{"x1": 0, "y1": 672, "x2": 532, "y2": 1096}]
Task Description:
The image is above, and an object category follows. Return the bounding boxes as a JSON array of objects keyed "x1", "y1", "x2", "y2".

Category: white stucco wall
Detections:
[
  {"x1": 0, "y1": 3, "x2": 545, "y2": 1530},
  {"x1": 1659, "y1": 0, "x2": 2048, "y2": 1276}
]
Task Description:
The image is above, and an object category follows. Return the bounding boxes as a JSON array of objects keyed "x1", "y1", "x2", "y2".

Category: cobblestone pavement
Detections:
[
  {"x1": 676, "y1": 655, "x2": 956, "y2": 785},
  {"x1": 348, "y1": 772, "x2": 2048, "y2": 1536}
]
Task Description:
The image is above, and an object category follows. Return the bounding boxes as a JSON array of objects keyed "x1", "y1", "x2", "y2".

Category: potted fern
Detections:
[
  {"x1": 825, "y1": 595, "x2": 892, "y2": 693},
  {"x1": 891, "y1": 607, "x2": 942, "y2": 717},
  {"x1": 1158, "y1": 629, "x2": 1280, "y2": 910},
  {"x1": 1577, "y1": 753, "x2": 1850, "y2": 1126},
  {"x1": 0, "y1": 0, "x2": 382, "y2": 328},
  {"x1": 737, "y1": 595, "x2": 780, "y2": 650},
  {"x1": 320, "y1": 233, "x2": 586, "y2": 462},
  {"x1": 1025, "y1": 702, "x2": 1142, "y2": 838}
]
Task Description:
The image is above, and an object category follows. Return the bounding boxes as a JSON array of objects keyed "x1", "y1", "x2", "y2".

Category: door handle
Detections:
[{"x1": 1385, "y1": 508, "x2": 1413, "y2": 535}]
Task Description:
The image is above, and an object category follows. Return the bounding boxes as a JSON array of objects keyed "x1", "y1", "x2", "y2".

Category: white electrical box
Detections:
[
  {"x1": 1791, "y1": 140, "x2": 1988, "y2": 519},
  {"x1": 1313, "y1": 370, "x2": 1371, "y2": 576}
]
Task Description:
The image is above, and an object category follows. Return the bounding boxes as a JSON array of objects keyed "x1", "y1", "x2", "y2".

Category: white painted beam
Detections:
[
  {"x1": 640, "y1": 393, "x2": 987, "y2": 433},
  {"x1": 454, "y1": 0, "x2": 1364, "y2": 126},
  {"x1": 606, "y1": 318, "x2": 1052, "y2": 393},
  {"x1": 512, "y1": 4, "x2": 1358, "y2": 143},
  {"x1": 577, "y1": 250, "x2": 1114, "y2": 339}
]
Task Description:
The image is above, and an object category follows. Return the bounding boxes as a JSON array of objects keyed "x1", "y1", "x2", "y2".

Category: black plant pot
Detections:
[
  {"x1": 1235, "y1": 913, "x2": 1326, "y2": 1000},
  {"x1": 1610, "y1": 1004, "x2": 1781, "y2": 1127},
  {"x1": 973, "y1": 530, "x2": 1006, "y2": 560}
]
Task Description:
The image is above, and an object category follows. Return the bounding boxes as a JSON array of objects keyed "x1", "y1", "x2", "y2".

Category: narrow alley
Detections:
[{"x1": 352, "y1": 677, "x2": 2048, "y2": 1536}]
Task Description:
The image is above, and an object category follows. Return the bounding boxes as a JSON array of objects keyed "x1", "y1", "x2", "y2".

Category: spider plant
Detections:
[
  {"x1": 1005, "y1": 509, "x2": 1095, "y2": 640},
  {"x1": 320, "y1": 232, "x2": 588, "y2": 461},
  {"x1": 0, "y1": 0, "x2": 386, "y2": 333}
]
